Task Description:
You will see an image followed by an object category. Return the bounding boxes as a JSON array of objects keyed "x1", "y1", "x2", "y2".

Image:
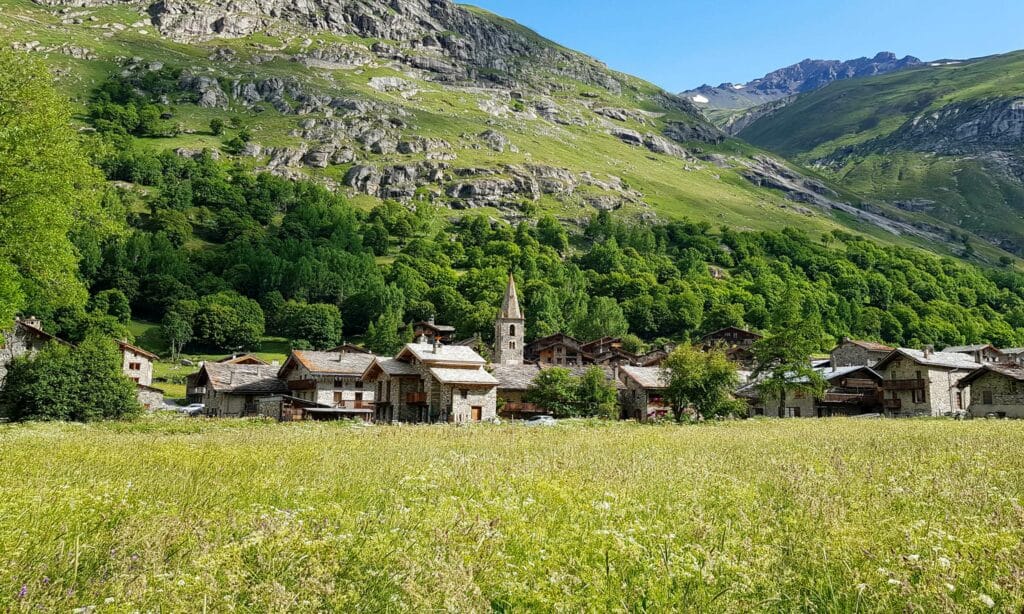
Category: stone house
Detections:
[
  {"x1": 412, "y1": 317, "x2": 456, "y2": 345},
  {"x1": 365, "y1": 342, "x2": 497, "y2": 423},
  {"x1": 700, "y1": 327, "x2": 762, "y2": 367},
  {"x1": 817, "y1": 366, "x2": 883, "y2": 417},
  {"x1": 874, "y1": 348, "x2": 979, "y2": 417},
  {"x1": 192, "y1": 362, "x2": 289, "y2": 417},
  {"x1": 830, "y1": 338, "x2": 895, "y2": 368},
  {"x1": 0, "y1": 317, "x2": 69, "y2": 385},
  {"x1": 618, "y1": 365, "x2": 668, "y2": 421},
  {"x1": 278, "y1": 350, "x2": 376, "y2": 411},
  {"x1": 741, "y1": 380, "x2": 818, "y2": 418},
  {"x1": 326, "y1": 343, "x2": 372, "y2": 355},
  {"x1": 118, "y1": 341, "x2": 158, "y2": 387},
  {"x1": 524, "y1": 333, "x2": 587, "y2": 366},
  {"x1": 490, "y1": 363, "x2": 623, "y2": 419},
  {"x1": 254, "y1": 395, "x2": 373, "y2": 422},
  {"x1": 941, "y1": 344, "x2": 1008, "y2": 365},
  {"x1": 957, "y1": 364, "x2": 1024, "y2": 418}
]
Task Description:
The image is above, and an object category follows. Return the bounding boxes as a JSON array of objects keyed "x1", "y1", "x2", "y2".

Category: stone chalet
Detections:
[
  {"x1": 830, "y1": 338, "x2": 895, "y2": 368},
  {"x1": 278, "y1": 350, "x2": 377, "y2": 418},
  {"x1": 413, "y1": 317, "x2": 457, "y2": 345},
  {"x1": 874, "y1": 348, "x2": 980, "y2": 417},
  {"x1": 0, "y1": 317, "x2": 70, "y2": 384},
  {"x1": 700, "y1": 326, "x2": 762, "y2": 366},
  {"x1": 192, "y1": 362, "x2": 288, "y2": 417},
  {"x1": 957, "y1": 364, "x2": 1024, "y2": 419},
  {"x1": 942, "y1": 344, "x2": 1008, "y2": 365},
  {"x1": 363, "y1": 342, "x2": 497, "y2": 423},
  {"x1": 618, "y1": 366, "x2": 668, "y2": 421},
  {"x1": 117, "y1": 340, "x2": 164, "y2": 409}
]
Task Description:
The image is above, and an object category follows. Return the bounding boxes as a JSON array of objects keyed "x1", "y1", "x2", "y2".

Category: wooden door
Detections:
[{"x1": 471, "y1": 406, "x2": 482, "y2": 422}]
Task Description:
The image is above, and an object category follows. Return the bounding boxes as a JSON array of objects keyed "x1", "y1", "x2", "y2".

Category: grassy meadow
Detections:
[{"x1": 1, "y1": 418, "x2": 1023, "y2": 611}]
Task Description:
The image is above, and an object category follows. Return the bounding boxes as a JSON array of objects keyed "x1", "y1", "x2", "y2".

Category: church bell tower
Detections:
[{"x1": 494, "y1": 273, "x2": 525, "y2": 366}]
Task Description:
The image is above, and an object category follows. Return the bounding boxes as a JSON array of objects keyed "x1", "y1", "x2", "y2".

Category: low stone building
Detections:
[
  {"x1": 0, "y1": 317, "x2": 69, "y2": 384},
  {"x1": 618, "y1": 365, "x2": 668, "y2": 421},
  {"x1": 490, "y1": 363, "x2": 623, "y2": 419},
  {"x1": 817, "y1": 366, "x2": 884, "y2": 417},
  {"x1": 957, "y1": 364, "x2": 1024, "y2": 418},
  {"x1": 192, "y1": 362, "x2": 289, "y2": 417},
  {"x1": 830, "y1": 338, "x2": 895, "y2": 368},
  {"x1": 255, "y1": 395, "x2": 373, "y2": 422},
  {"x1": 412, "y1": 317, "x2": 456, "y2": 345},
  {"x1": 363, "y1": 356, "x2": 426, "y2": 423},
  {"x1": 874, "y1": 348, "x2": 979, "y2": 417},
  {"x1": 278, "y1": 350, "x2": 376, "y2": 410}
]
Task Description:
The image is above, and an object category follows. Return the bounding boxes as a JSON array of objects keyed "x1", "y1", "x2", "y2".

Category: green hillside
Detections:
[
  {"x1": 0, "y1": 0, "x2": 1007, "y2": 260},
  {"x1": 738, "y1": 51, "x2": 1024, "y2": 253}
]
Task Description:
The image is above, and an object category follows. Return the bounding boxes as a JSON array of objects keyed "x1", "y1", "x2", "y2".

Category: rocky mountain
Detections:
[
  {"x1": 736, "y1": 50, "x2": 1024, "y2": 254},
  {"x1": 0, "y1": 0, "x2": 1010, "y2": 260},
  {"x1": 682, "y1": 52, "x2": 923, "y2": 112}
]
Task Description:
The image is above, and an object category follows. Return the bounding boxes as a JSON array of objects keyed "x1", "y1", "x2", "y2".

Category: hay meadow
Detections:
[{"x1": 1, "y1": 418, "x2": 1023, "y2": 611}]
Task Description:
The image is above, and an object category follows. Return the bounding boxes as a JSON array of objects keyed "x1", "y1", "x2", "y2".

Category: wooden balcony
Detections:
[
  {"x1": 406, "y1": 392, "x2": 427, "y2": 404},
  {"x1": 883, "y1": 379, "x2": 925, "y2": 391},
  {"x1": 842, "y1": 378, "x2": 879, "y2": 389},
  {"x1": 336, "y1": 401, "x2": 372, "y2": 410},
  {"x1": 188, "y1": 386, "x2": 207, "y2": 395},
  {"x1": 883, "y1": 398, "x2": 902, "y2": 410},
  {"x1": 287, "y1": 379, "x2": 317, "y2": 391},
  {"x1": 822, "y1": 391, "x2": 878, "y2": 404}
]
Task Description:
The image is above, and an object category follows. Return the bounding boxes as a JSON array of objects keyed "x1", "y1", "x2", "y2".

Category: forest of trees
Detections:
[{"x1": 11, "y1": 60, "x2": 1024, "y2": 360}]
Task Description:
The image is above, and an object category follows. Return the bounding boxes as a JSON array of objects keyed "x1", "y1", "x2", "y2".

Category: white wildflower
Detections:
[
  {"x1": 938, "y1": 556, "x2": 951, "y2": 568},
  {"x1": 887, "y1": 578, "x2": 902, "y2": 586},
  {"x1": 978, "y1": 594, "x2": 995, "y2": 608},
  {"x1": 945, "y1": 583, "x2": 956, "y2": 593},
  {"x1": 594, "y1": 501, "x2": 611, "y2": 511},
  {"x1": 906, "y1": 554, "x2": 920, "y2": 562},
  {"x1": 104, "y1": 597, "x2": 115, "y2": 604}
]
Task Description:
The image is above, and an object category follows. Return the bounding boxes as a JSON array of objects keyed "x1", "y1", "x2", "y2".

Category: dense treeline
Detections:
[{"x1": 23, "y1": 68, "x2": 1024, "y2": 356}]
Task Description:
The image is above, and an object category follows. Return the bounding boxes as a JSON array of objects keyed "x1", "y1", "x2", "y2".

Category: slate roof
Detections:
[
  {"x1": 491, "y1": 364, "x2": 543, "y2": 390},
  {"x1": 821, "y1": 365, "x2": 882, "y2": 382},
  {"x1": 942, "y1": 344, "x2": 999, "y2": 354},
  {"x1": 1001, "y1": 348, "x2": 1024, "y2": 356},
  {"x1": 619, "y1": 365, "x2": 668, "y2": 390},
  {"x1": 498, "y1": 273, "x2": 522, "y2": 320},
  {"x1": 201, "y1": 363, "x2": 288, "y2": 394},
  {"x1": 957, "y1": 364, "x2": 1024, "y2": 388},
  {"x1": 875, "y1": 348, "x2": 981, "y2": 371},
  {"x1": 840, "y1": 339, "x2": 895, "y2": 352},
  {"x1": 400, "y1": 343, "x2": 487, "y2": 366},
  {"x1": 429, "y1": 367, "x2": 499, "y2": 386},
  {"x1": 14, "y1": 320, "x2": 71, "y2": 346},
  {"x1": 283, "y1": 351, "x2": 375, "y2": 376},
  {"x1": 217, "y1": 353, "x2": 269, "y2": 365}
]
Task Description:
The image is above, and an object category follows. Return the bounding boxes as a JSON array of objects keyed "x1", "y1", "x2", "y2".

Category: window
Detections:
[
  {"x1": 509, "y1": 324, "x2": 516, "y2": 336},
  {"x1": 510, "y1": 341, "x2": 517, "y2": 350},
  {"x1": 355, "y1": 392, "x2": 363, "y2": 402},
  {"x1": 460, "y1": 389, "x2": 468, "y2": 400},
  {"x1": 955, "y1": 392, "x2": 963, "y2": 410},
  {"x1": 355, "y1": 380, "x2": 363, "y2": 389},
  {"x1": 983, "y1": 390, "x2": 994, "y2": 405},
  {"x1": 129, "y1": 362, "x2": 141, "y2": 371},
  {"x1": 912, "y1": 388, "x2": 926, "y2": 404}
]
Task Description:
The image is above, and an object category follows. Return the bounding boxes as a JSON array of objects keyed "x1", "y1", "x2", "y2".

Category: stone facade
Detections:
[
  {"x1": 278, "y1": 351, "x2": 376, "y2": 410},
  {"x1": 119, "y1": 342, "x2": 157, "y2": 387},
  {"x1": 748, "y1": 389, "x2": 818, "y2": 418},
  {"x1": 0, "y1": 320, "x2": 60, "y2": 385},
  {"x1": 493, "y1": 274, "x2": 525, "y2": 366},
  {"x1": 958, "y1": 366, "x2": 1024, "y2": 418},
  {"x1": 137, "y1": 386, "x2": 165, "y2": 410},
  {"x1": 878, "y1": 353, "x2": 974, "y2": 417}
]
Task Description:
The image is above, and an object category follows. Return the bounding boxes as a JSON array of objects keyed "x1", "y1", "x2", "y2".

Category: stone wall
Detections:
[
  {"x1": 883, "y1": 359, "x2": 969, "y2": 417},
  {"x1": 121, "y1": 350, "x2": 154, "y2": 387},
  {"x1": 0, "y1": 325, "x2": 49, "y2": 385},
  {"x1": 447, "y1": 385, "x2": 497, "y2": 422},
  {"x1": 749, "y1": 389, "x2": 817, "y2": 418},
  {"x1": 137, "y1": 387, "x2": 164, "y2": 410},
  {"x1": 967, "y1": 372, "x2": 1024, "y2": 418},
  {"x1": 831, "y1": 343, "x2": 888, "y2": 367}
]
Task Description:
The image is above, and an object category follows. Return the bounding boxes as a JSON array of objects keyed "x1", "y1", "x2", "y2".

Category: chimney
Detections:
[
  {"x1": 924, "y1": 345, "x2": 934, "y2": 358},
  {"x1": 428, "y1": 314, "x2": 435, "y2": 326},
  {"x1": 416, "y1": 334, "x2": 428, "y2": 344},
  {"x1": 433, "y1": 337, "x2": 441, "y2": 354},
  {"x1": 22, "y1": 316, "x2": 42, "y2": 331}
]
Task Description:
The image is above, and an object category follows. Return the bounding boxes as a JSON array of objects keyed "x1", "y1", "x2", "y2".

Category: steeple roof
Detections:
[{"x1": 498, "y1": 273, "x2": 523, "y2": 320}]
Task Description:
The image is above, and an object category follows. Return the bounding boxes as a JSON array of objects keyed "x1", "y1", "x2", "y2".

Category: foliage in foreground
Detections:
[
  {"x1": 0, "y1": 336, "x2": 140, "y2": 422},
  {"x1": 0, "y1": 419, "x2": 1022, "y2": 611}
]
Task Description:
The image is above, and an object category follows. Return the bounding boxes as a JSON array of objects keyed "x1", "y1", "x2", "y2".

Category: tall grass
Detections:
[{"x1": 1, "y1": 418, "x2": 1022, "y2": 611}]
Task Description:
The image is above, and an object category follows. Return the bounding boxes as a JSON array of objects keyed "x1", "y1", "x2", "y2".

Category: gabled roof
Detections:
[
  {"x1": 619, "y1": 365, "x2": 668, "y2": 390},
  {"x1": 491, "y1": 364, "x2": 543, "y2": 390},
  {"x1": 701, "y1": 326, "x2": 762, "y2": 341},
  {"x1": 874, "y1": 348, "x2": 981, "y2": 371},
  {"x1": 397, "y1": 343, "x2": 486, "y2": 366},
  {"x1": 429, "y1": 367, "x2": 499, "y2": 386},
  {"x1": 957, "y1": 364, "x2": 1024, "y2": 388},
  {"x1": 12, "y1": 320, "x2": 72, "y2": 346},
  {"x1": 197, "y1": 363, "x2": 287, "y2": 394},
  {"x1": 1001, "y1": 348, "x2": 1024, "y2": 356},
  {"x1": 836, "y1": 339, "x2": 894, "y2": 352},
  {"x1": 279, "y1": 351, "x2": 375, "y2": 377},
  {"x1": 821, "y1": 365, "x2": 883, "y2": 383},
  {"x1": 118, "y1": 340, "x2": 159, "y2": 361},
  {"x1": 326, "y1": 343, "x2": 372, "y2": 354},
  {"x1": 498, "y1": 273, "x2": 523, "y2": 320},
  {"x1": 362, "y1": 357, "x2": 420, "y2": 381},
  {"x1": 414, "y1": 321, "x2": 457, "y2": 333}
]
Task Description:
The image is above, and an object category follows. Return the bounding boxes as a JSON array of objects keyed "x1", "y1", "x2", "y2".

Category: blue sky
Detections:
[{"x1": 468, "y1": 0, "x2": 1024, "y2": 92}]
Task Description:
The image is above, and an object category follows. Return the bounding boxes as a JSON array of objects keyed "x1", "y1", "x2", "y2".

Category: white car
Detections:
[
  {"x1": 525, "y1": 415, "x2": 556, "y2": 426},
  {"x1": 180, "y1": 403, "x2": 205, "y2": 417}
]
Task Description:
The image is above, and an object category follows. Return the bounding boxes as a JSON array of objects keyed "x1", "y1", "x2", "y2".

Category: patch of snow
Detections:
[
  {"x1": 691, "y1": 94, "x2": 710, "y2": 104},
  {"x1": 732, "y1": 84, "x2": 745, "y2": 90}
]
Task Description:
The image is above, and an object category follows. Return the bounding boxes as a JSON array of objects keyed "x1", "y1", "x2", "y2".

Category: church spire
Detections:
[{"x1": 499, "y1": 272, "x2": 522, "y2": 320}]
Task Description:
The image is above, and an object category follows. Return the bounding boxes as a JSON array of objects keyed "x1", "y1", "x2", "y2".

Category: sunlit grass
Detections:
[{"x1": 1, "y1": 418, "x2": 1022, "y2": 611}]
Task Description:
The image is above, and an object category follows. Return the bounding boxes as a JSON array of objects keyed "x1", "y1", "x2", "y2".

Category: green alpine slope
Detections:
[
  {"x1": 0, "y1": 0, "x2": 1009, "y2": 260},
  {"x1": 738, "y1": 50, "x2": 1024, "y2": 254}
]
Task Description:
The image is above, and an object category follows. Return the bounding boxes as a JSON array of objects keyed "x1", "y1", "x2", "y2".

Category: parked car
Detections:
[
  {"x1": 180, "y1": 403, "x2": 205, "y2": 417},
  {"x1": 525, "y1": 415, "x2": 556, "y2": 426}
]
